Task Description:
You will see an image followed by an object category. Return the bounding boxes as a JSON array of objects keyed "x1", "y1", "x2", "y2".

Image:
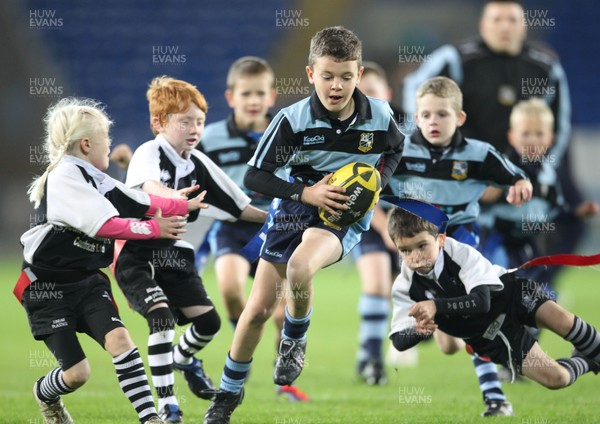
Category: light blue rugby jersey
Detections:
[
  {"x1": 390, "y1": 129, "x2": 528, "y2": 226},
  {"x1": 248, "y1": 90, "x2": 404, "y2": 188},
  {"x1": 201, "y1": 115, "x2": 272, "y2": 210}
]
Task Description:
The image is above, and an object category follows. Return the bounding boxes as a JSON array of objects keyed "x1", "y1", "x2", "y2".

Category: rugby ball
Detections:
[{"x1": 318, "y1": 162, "x2": 381, "y2": 230}]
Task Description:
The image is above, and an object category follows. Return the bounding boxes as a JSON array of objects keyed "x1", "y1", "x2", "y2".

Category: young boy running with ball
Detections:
[{"x1": 204, "y1": 26, "x2": 404, "y2": 423}]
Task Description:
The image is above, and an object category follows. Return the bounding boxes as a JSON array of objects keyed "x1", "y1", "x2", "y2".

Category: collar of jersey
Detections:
[
  {"x1": 414, "y1": 247, "x2": 445, "y2": 281},
  {"x1": 61, "y1": 155, "x2": 107, "y2": 184},
  {"x1": 156, "y1": 134, "x2": 196, "y2": 170},
  {"x1": 226, "y1": 113, "x2": 270, "y2": 142}
]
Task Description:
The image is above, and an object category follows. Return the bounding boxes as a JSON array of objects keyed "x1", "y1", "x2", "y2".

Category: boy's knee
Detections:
[
  {"x1": 146, "y1": 307, "x2": 176, "y2": 334},
  {"x1": 191, "y1": 308, "x2": 221, "y2": 336},
  {"x1": 222, "y1": 288, "x2": 245, "y2": 307},
  {"x1": 287, "y1": 258, "x2": 313, "y2": 285},
  {"x1": 438, "y1": 343, "x2": 460, "y2": 355},
  {"x1": 542, "y1": 369, "x2": 571, "y2": 389},
  {"x1": 246, "y1": 305, "x2": 273, "y2": 326},
  {"x1": 104, "y1": 327, "x2": 134, "y2": 355},
  {"x1": 63, "y1": 361, "x2": 91, "y2": 388}
]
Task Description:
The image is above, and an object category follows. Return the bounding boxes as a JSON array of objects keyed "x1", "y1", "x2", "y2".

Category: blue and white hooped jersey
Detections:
[
  {"x1": 390, "y1": 129, "x2": 528, "y2": 226},
  {"x1": 200, "y1": 115, "x2": 272, "y2": 211},
  {"x1": 248, "y1": 89, "x2": 404, "y2": 188}
]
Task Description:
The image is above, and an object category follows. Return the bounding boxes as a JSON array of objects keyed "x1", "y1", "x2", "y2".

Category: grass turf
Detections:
[{"x1": 1, "y1": 257, "x2": 599, "y2": 423}]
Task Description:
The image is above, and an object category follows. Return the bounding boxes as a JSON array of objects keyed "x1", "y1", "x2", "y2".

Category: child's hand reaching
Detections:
[
  {"x1": 415, "y1": 320, "x2": 438, "y2": 337},
  {"x1": 409, "y1": 300, "x2": 437, "y2": 327},
  {"x1": 187, "y1": 190, "x2": 209, "y2": 212},
  {"x1": 575, "y1": 200, "x2": 600, "y2": 219},
  {"x1": 176, "y1": 184, "x2": 200, "y2": 200},
  {"x1": 506, "y1": 179, "x2": 533, "y2": 206},
  {"x1": 154, "y1": 208, "x2": 187, "y2": 240}
]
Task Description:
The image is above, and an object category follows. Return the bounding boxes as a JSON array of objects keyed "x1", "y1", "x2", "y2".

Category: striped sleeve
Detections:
[
  {"x1": 191, "y1": 150, "x2": 251, "y2": 221},
  {"x1": 547, "y1": 60, "x2": 571, "y2": 166},
  {"x1": 378, "y1": 116, "x2": 405, "y2": 189},
  {"x1": 481, "y1": 145, "x2": 529, "y2": 186},
  {"x1": 125, "y1": 141, "x2": 161, "y2": 189},
  {"x1": 248, "y1": 110, "x2": 295, "y2": 172}
]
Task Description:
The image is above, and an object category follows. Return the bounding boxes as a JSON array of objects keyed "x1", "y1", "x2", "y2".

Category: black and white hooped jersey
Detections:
[
  {"x1": 248, "y1": 89, "x2": 404, "y2": 188},
  {"x1": 390, "y1": 237, "x2": 506, "y2": 339},
  {"x1": 390, "y1": 129, "x2": 528, "y2": 225},
  {"x1": 125, "y1": 134, "x2": 251, "y2": 250},
  {"x1": 21, "y1": 155, "x2": 152, "y2": 274},
  {"x1": 200, "y1": 115, "x2": 272, "y2": 211}
]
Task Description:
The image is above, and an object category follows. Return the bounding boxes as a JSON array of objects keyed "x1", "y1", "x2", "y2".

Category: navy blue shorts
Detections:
[
  {"x1": 351, "y1": 227, "x2": 400, "y2": 274},
  {"x1": 260, "y1": 199, "x2": 371, "y2": 263},
  {"x1": 208, "y1": 220, "x2": 264, "y2": 258}
]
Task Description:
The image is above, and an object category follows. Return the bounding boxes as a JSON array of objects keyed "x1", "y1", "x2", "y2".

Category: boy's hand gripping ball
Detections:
[{"x1": 318, "y1": 162, "x2": 381, "y2": 230}]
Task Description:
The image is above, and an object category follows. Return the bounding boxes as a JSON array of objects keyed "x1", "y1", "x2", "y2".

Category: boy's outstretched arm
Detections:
[
  {"x1": 506, "y1": 179, "x2": 533, "y2": 206},
  {"x1": 409, "y1": 285, "x2": 492, "y2": 325},
  {"x1": 239, "y1": 204, "x2": 268, "y2": 223},
  {"x1": 390, "y1": 326, "x2": 435, "y2": 352}
]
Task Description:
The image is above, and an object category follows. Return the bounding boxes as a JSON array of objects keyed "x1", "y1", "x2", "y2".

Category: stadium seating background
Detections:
[{"x1": 1, "y1": 0, "x2": 598, "y2": 255}]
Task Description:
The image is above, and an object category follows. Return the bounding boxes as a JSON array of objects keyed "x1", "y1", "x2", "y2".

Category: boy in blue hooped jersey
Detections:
[
  {"x1": 479, "y1": 98, "x2": 599, "y2": 283},
  {"x1": 200, "y1": 56, "x2": 309, "y2": 402},
  {"x1": 204, "y1": 26, "x2": 404, "y2": 423},
  {"x1": 390, "y1": 76, "x2": 533, "y2": 417}
]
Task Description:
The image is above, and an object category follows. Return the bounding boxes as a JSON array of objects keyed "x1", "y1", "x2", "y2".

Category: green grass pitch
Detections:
[{"x1": 1, "y1": 257, "x2": 599, "y2": 423}]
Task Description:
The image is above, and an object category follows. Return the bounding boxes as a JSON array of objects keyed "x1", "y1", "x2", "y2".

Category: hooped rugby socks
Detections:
[
  {"x1": 174, "y1": 324, "x2": 216, "y2": 365},
  {"x1": 113, "y1": 347, "x2": 157, "y2": 422},
  {"x1": 282, "y1": 306, "x2": 312, "y2": 341},
  {"x1": 37, "y1": 367, "x2": 75, "y2": 403},
  {"x1": 146, "y1": 314, "x2": 177, "y2": 410},
  {"x1": 472, "y1": 356, "x2": 506, "y2": 403},
  {"x1": 220, "y1": 353, "x2": 252, "y2": 393},
  {"x1": 565, "y1": 316, "x2": 600, "y2": 362},
  {"x1": 556, "y1": 356, "x2": 591, "y2": 385},
  {"x1": 357, "y1": 294, "x2": 389, "y2": 367}
]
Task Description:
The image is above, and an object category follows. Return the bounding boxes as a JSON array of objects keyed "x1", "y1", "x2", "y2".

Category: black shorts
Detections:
[
  {"x1": 260, "y1": 199, "x2": 370, "y2": 263},
  {"x1": 116, "y1": 245, "x2": 213, "y2": 324},
  {"x1": 21, "y1": 272, "x2": 124, "y2": 342},
  {"x1": 468, "y1": 274, "x2": 553, "y2": 374},
  {"x1": 351, "y1": 227, "x2": 401, "y2": 275},
  {"x1": 208, "y1": 220, "x2": 264, "y2": 258}
]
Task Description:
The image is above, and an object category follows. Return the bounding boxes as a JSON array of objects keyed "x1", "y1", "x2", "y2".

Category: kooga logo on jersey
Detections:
[{"x1": 303, "y1": 135, "x2": 325, "y2": 145}]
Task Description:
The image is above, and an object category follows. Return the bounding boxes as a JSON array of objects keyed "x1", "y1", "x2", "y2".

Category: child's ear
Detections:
[
  {"x1": 224, "y1": 89, "x2": 235, "y2": 108},
  {"x1": 356, "y1": 66, "x2": 364, "y2": 83},
  {"x1": 79, "y1": 138, "x2": 91, "y2": 154},
  {"x1": 269, "y1": 87, "x2": 277, "y2": 106},
  {"x1": 507, "y1": 129, "x2": 518, "y2": 149},
  {"x1": 437, "y1": 232, "x2": 446, "y2": 247},
  {"x1": 150, "y1": 115, "x2": 163, "y2": 133},
  {"x1": 456, "y1": 110, "x2": 467, "y2": 127},
  {"x1": 306, "y1": 66, "x2": 314, "y2": 84}
]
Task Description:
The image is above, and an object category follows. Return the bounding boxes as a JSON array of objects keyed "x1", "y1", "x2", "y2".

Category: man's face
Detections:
[{"x1": 480, "y1": 2, "x2": 527, "y2": 55}]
